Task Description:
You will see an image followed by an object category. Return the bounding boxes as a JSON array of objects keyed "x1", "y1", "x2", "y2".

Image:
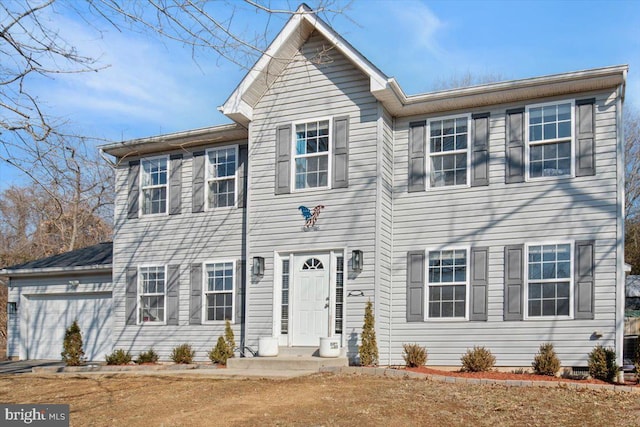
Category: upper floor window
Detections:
[
  {"x1": 428, "y1": 116, "x2": 469, "y2": 188},
  {"x1": 526, "y1": 101, "x2": 574, "y2": 179},
  {"x1": 139, "y1": 266, "x2": 166, "y2": 323},
  {"x1": 207, "y1": 146, "x2": 237, "y2": 208},
  {"x1": 141, "y1": 157, "x2": 168, "y2": 215},
  {"x1": 204, "y1": 261, "x2": 235, "y2": 322},
  {"x1": 427, "y1": 249, "x2": 468, "y2": 319},
  {"x1": 293, "y1": 119, "x2": 330, "y2": 190},
  {"x1": 526, "y1": 243, "x2": 572, "y2": 318}
]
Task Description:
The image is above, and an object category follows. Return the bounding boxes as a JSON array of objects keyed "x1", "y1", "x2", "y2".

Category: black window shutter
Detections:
[
  {"x1": 166, "y1": 265, "x2": 180, "y2": 325},
  {"x1": 408, "y1": 121, "x2": 426, "y2": 192},
  {"x1": 504, "y1": 244, "x2": 524, "y2": 320},
  {"x1": 237, "y1": 145, "x2": 249, "y2": 208},
  {"x1": 275, "y1": 124, "x2": 291, "y2": 195},
  {"x1": 333, "y1": 116, "x2": 349, "y2": 188},
  {"x1": 406, "y1": 250, "x2": 425, "y2": 321},
  {"x1": 192, "y1": 151, "x2": 205, "y2": 213},
  {"x1": 505, "y1": 108, "x2": 525, "y2": 183},
  {"x1": 127, "y1": 160, "x2": 140, "y2": 219},
  {"x1": 169, "y1": 154, "x2": 182, "y2": 215},
  {"x1": 235, "y1": 260, "x2": 245, "y2": 324},
  {"x1": 576, "y1": 98, "x2": 596, "y2": 177},
  {"x1": 470, "y1": 247, "x2": 489, "y2": 321},
  {"x1": 189, "y1": 263, "x2": 202, "y2": 325},
  {"x1": 471, "y1": 113, "x2": 490, "y2": 187},
  {"x1": 575, "y1": 240, "x2": 595, "y2": 319},
  {"x1": 125, "y1": 266, "x2": 138, "y2": 325}
]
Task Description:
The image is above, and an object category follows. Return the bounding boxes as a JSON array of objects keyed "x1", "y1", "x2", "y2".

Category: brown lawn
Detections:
[{"x1": 0, "y1": 372, "x2": 639, "y2": 426}]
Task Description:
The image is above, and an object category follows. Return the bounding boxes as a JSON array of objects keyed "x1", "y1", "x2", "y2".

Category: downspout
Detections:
[
  {"x1": 388, "y1": 114, "x2": 395, "y2": 366},
  {"x1": 616, "y1": 76, "x2": 626, "y2": 379}
]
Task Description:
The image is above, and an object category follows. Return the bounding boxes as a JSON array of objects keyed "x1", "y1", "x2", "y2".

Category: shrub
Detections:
[
  {"x1": 171, "y1": 344, "x2": 195, "y2": 364},
  {"x1": 136, "y1": 349, "x2": 159, "y2": 364},
  {"x1": 402, "y1": 343, "x2": 427, "y2": 367},
  {"x1": 105, "y1": 349, "x2": 132, "y2": 365},
  {"x1": 224, "y1": 320, "x2": 236, "y2": 356},
  {"x1": 532, "y1": 343, "x2": 561, "y2": 376},
  {"x1": 460, "y1": 346, "x2": 495, "y2": 372},
  {"x1": 209, "y1": 336, "x2": 233, "y2": 365},
  {"x1": 358, "y1": 300, "x2": 378, "y2": 366},
  {"x1": 588, "y1": 345, "x2": 618, "y2": 382},
  {"x1": 61, "y1": 320, "x2": 85, "y2": 366}
]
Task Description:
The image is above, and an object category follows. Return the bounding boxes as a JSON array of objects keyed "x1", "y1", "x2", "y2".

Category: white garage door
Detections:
[{"x1": 27, "y1": 293, "x2": 112, "y2": 361}]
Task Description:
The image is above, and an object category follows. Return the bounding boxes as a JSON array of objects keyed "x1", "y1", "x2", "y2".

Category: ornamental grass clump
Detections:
[
  {"x1": 588, "y1": 345, "x2": 618, "y2": 382},
  {"x1": 402, "y1": 343, "x2": 428, "y2": 368},
  {"x1": 358, "y1": 300, "x2": 378, "y2": 366},
  {"x1": 105, "y1": 349, "x2": 132, "y2": 365},
  {"x1": 171, "y1": 343, "x2": 195, "y2": 364},
  {"x1": 61, "y1": 320, "x2": 85, "y2": 366},
  {"x1": 532, "y1": 343, "x2": 561, "y2": 376},
  {"x1": 460, "y1": 346, "x2": 495, "y2": 372},
  {"x1": 136, "y1": 349, "x2": 159, "y2": 364}
]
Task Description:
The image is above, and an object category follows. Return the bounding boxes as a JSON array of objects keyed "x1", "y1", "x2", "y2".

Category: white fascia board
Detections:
[
  {"x1": 0, "y1": 265, "x2": 113, "y2": 278},
  {"x1": 221, "y1": 11, "x2": 306, "y2": 116}
]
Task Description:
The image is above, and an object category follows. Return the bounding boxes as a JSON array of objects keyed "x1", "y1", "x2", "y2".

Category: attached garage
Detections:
[
  {"x1": 25, "y1": 293, "x2": 112, "y2": 360},
  {"x1": 2, "y1": 242, "x2": 113, "y2": 361}
]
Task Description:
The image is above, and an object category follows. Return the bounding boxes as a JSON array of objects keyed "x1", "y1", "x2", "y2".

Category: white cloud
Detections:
[{"x1": 390, "y1": 0, "x2": 446, "y2": 58}]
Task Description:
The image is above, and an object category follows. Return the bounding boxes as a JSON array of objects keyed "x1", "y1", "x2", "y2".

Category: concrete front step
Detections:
[{"x1": 227, "y1": 355, "x2": 348, "y2": 371}]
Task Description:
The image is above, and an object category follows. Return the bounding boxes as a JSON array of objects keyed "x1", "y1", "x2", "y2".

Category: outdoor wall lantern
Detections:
[
  {"x1": 352, "y1": 250, "x2": 363, "y2": 273},
  {"x1": 252, "y1": 256, "x2": 265, "y2": 277},
  {"x1": 69, "y1": 280, "x2": 80, "y2": 288}
]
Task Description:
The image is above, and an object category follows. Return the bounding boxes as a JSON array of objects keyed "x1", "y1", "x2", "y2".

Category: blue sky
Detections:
[{"x1": 0, "y1": 0, "x2": 638, "y2": 188}]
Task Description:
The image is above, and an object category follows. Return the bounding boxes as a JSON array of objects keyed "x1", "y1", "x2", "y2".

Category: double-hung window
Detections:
[
  {"x1": 526, "y1": 243, "x2": 572, "y2": 318},
  {"x1": 526, "y1": 101, "x2": 574, "y2": 179},
  {"x1": 293, "y1": 119, "x2": 330, "y2": 190},
  {"x1": 141, "y1": 157, "x2": 168, "y2": 215},
  {"x1": 139, "y1": 266, "x2": 166, "y2": 323},
  {"x1": 204, "y1": 261, "x2": 235, "y2": 322},
  {"x1": 428, "y1": 116, "x2": 469, "y2": 188},
  {"x1": 207, "y1": 146, "x2": 237, "y2": 208},
  {"x1": 427, "y1": 249, "x2": 468, "y2": 319}
]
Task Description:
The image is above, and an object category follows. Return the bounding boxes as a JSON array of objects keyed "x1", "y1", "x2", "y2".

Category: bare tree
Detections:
[
  {"x1": 625, "y1": 107, "x2": 640, "y2": 220},
  {"x1": 431, "y1": 71, "x2": 506, "y2": 91}
]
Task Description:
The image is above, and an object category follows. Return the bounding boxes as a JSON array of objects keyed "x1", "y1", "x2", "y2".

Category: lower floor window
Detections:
[
  {"x1": 527, "y1": 243, "x2": 572, "y2": 317},
  {"x1": 427, "y1": 249, "x2": 467, "y2": 319},
  {"x1": 205, "y1": 261, "x2": 234, "y2": 321},
  {"x1": 139, "y1": 266, "x2": 165, "y2": 323}
]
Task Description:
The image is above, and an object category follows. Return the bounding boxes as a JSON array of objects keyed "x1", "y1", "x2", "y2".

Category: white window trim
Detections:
[
  {"x1": 425, "y1": 246, "x2": 470, "y2": 321},
  {"x1": 137, "y1": 264, "x2": 167, "y2": 325},
  {"x1": 202, "y1": 259, "x2": 236, "y2": 324},
  {"x1": 524, "y1": 99, "x2": 576, "y2": 182},
  {"x1": 205, "y1": 145, "x2": 239, "y2": 210},
  {"x1": 290, "y1": 116, "x2": 333, "y2": 193},
  {"x1": 426, "y1": 113, "x2": 471, "y2": 191},
  {"x1": 523, "y1": 241, "x2": 574, "y2": 320},
  {"x1": 139, "y1": 155, "x2": 170, "y2": 217}
]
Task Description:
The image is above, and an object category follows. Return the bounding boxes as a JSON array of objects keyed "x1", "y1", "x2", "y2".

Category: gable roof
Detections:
[
  {"x1": 220, "y1": 3, "x2": 391, "y2": 126},
  {"x1": 0, "y1": 242, "x2": 113, "y2": 277},
  {"x1": 221, "y1": 4, "x2": 627, "y2": 123}
]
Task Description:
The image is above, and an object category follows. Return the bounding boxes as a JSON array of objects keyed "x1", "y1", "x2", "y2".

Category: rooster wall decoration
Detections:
[{"x1": 298, "y1": 205, "x2": 325, "y2": 228}]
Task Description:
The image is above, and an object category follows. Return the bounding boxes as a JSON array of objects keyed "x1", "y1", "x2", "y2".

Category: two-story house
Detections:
[{"x1": 5, "y1": 4, "x2": 628, "y2": 369}]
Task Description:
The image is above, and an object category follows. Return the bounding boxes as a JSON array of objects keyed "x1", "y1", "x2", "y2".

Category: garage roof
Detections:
[{"x1": 0, "y1": 242, "x2": 112, "y2": 277}]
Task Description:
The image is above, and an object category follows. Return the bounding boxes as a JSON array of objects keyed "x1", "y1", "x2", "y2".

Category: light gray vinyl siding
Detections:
[
  {"x1": 391, "y1": 90, "x2": 621, "y2": 367},
  {"x1": 6, "y1": 273, "x2": 112, "y2": 359},
  {"x1": 376, "y1": 107, "x2": 394, "y2": 361},
  {"x1": 246, "y1": 31, "x2": 380, "y2": 359},
  {"x1": 112, "y1": 142, "x2": 247, "y2": 361}
]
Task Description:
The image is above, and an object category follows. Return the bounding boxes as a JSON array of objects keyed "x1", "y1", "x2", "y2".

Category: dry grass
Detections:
[{"x1": 0, "y1": 372, "x2": 639, "y2": 426}]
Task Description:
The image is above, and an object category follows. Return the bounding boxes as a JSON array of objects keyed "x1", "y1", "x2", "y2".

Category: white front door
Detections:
[{"x1": 292, "y1": 253, "x2": 330, "y2": 346}]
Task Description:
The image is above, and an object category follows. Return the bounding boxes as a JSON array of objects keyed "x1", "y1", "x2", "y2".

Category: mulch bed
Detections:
[{"x1": 406, "y1": 366, "x2": 638, "y2": 386}]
